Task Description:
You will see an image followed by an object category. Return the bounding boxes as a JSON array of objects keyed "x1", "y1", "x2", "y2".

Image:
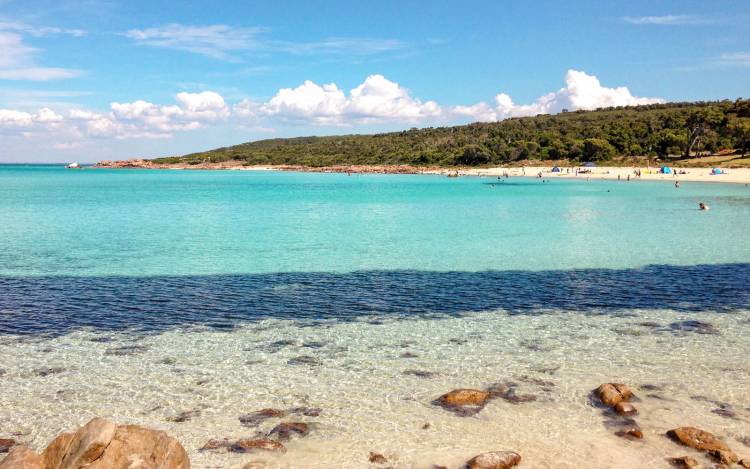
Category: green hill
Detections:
[{"x1": 154, "y1": 99, "x2": 750, "y2": 167}]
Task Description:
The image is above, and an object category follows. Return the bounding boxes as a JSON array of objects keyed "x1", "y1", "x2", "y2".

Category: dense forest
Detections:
[{"x1": 154, "y1": 99, "x2": 750, "y2": 167}]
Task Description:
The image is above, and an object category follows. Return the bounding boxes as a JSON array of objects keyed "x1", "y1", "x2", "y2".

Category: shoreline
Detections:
[{"x1": 95, "y1": 159, "x2": 750, "y2": 184}]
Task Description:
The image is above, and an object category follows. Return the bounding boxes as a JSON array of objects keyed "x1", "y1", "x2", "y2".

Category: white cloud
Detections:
[
  {"x1": 0, "y1": 21, "x2": 86, "y2": 37},
  {"x1": 124, "y1": 23, "x2": 404, "y2": 61},
  {"x1": 622, "y1": 15, "x2": 710, "y2": 25},
  {"x1": 452, "y1": 70, "x2": 665, "y2": 122},
  {"x1": 125, "y1": 24, "x2": 265, "y2": 60},
  {"x1": 0, "y1": 31, "x2": 82, "y2": 81},
  {"x1": 257, "y1": 74, "x2": 441, "y2": 125}
]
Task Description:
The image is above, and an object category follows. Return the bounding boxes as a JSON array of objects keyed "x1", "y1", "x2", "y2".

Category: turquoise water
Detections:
[
  {"x1": 2, "y1": 165, "x2": 750, "y2": 277},
  {"x1": 2, "y1": 165, "x2": 750, "y2": 468}
]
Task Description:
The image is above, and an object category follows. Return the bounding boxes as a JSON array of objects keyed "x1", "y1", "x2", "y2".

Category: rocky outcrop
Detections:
[
  {"x1": 0, "y1": 418, "x2": 189, "y2": 469},
  {"x1": 667, "y1": 427, "x2": 738, "y2": 464},
  {"x1": 466, "y1": 451, "x2": 522, "y2": 469}
]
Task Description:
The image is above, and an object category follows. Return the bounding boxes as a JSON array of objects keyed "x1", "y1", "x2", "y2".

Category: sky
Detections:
[{"x1": 0, "y1": 0, "x2": 749, "y2": 163}]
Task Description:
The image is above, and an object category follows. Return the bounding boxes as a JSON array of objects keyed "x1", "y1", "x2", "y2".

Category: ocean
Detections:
[{"x1": 1, "y1": 165, "x2": 749, "y2": 468}]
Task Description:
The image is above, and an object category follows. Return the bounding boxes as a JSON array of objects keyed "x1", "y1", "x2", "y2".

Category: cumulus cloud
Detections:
[
  {"x1": 451, "y1": 70, "x2": 664, "y2": 122},
  {"x1": 0, "y1": 70, "x2": 666, "y2": 147},
  {"x1": 257, "y1": 74, "x2": 441, "y2": 124}
]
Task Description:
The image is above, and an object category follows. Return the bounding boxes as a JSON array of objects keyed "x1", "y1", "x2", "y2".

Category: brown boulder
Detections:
[
  {"x1": 466, "y1": 451, "x2": 521, "y2": 469},
  {"x1": 0, "y1": 446, "x2": 44, "y2": 469},
  {"x1": 41, "y1": 433, "x2": 74, "y2": 469},
  {"x1": 738, "y1": 459, "x2": 750, "y2": 468},
  {"x1": 596, "y1": 383, "x2": 633, "y2": 407},
  {"x1": 667, "y1": 427, "x2": 738, "y2": 463},
  {"x1": 1, "y1": 418, "x2": 190, "y2": 469},
  {"x1": 86, "y1": 424, "x2": 190, "y2": 469},
  {"x1": 668, "y1": 456, "x2": 698, "y2": 468},
  {"x1": 615, "y1": 426, "x2": 643, "y2": 440},
  {"x1": 54, "y1": 417, "x2": 117, "y2": 469},
  {"x1": 434, "y1": 389, "x2": 492, "y2": 416},
  {"x1": 230, "y1": 439, "x2": 286, "y2": 454}
]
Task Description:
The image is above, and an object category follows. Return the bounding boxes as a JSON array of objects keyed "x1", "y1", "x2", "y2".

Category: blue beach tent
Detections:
[
  {"x1": 583, "y1": 162, "x2": 595, "y2": 167},
  {"x1": 711, "y1": 168, "x2": 723, "y2": 175},
  {"x1": 551, "y1": 166, "x2": 561, "y2": 172},
  {"x1": 661, "y1": 166, "x2": 672, "y2": 174}
]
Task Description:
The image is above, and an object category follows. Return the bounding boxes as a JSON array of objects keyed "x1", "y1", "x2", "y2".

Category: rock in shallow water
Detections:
[
  {"x1": 433, "y1": 389, "x2": 491, "y2": 416},
  {"x1": 466, "y1": 450, "x2": 522, "y2": 469},
  {"x1": 368, "y1": 451, "x2": 387, "y2": 464},
  {"x1": 595, "y1": 383, "x2": 633, "y2": 407},
  {"x1": 667, "y1": 427, "x2": 738, "y2": 463},
  {"x1": 239, "y1": 408, "x2": 286, "y2": 427},
  {"x1": 230, "y1": 439, "x2": 286, "y2": 454},
  {"x1": 0, "y1": 417, "x2": 189, "y2": 469},
  {"x1": 668, "y1": 320, "x2": 719, "y2": 335},
  {"x1": 268, "y1": 422, "x2": 309, "y2": 441},
  {"x1": 614, "y1": 402, "x2": 638, "y2": 416}
]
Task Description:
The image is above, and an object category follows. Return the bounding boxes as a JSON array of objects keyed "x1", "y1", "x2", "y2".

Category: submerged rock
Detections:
[
  {"x1": 230, "y1": 438, "x2": 286, "y2": 454},
  {"x1": 595, "y1": 383, "x2": 633, "y2": 407},
  {"x1": 403, "y1": 369, "x2": 440, "y2": 379},
  {"x1": 286, "y1": 355, "x2": 322, "y2": 366},
  {"x1": 200, "y1": 438, "x2": 232, "y2": 451},
  {"x1": 268, "y1": 422, "x2": 309, "y2": 441},
  {"x1": 0, "y1": 439, "x2": 15, "y2": 453},
  {"x1": 368, "y1": 452, "x2": 387, "y2": 464},
  {"x1": 239, "y1": 408, "x2": 286, "y2": 427},
  {"x1": 0, "y1": 417, "x2": 189, "y2": 469},
  {"x1": 399, "y1": 352, "x2": 419, "y2": 358},
  {"x1": 669, "y1": 320, "x2": 719, "y2": 335},
  {"x1": 289, "y1": 406, "x2": 322, "y2": 417},
  {"x1": 668, "y1": 456, "x2": 699, "y2": 468},
  {"x1": 615, "y1": 426, "x2": 644, "y2": 440},
  {"x1": 466, "y1": 450, "x2": 521, "y2": 469},
  {"x1": 167, "y1": 410, "x2": 200, "y2": 423},
  {"x1": 667, "y1": 427, "x2": 738, "y2": 463},
  {"x1": 33, "y1": 367, "x2": 66, "y2": 377},
  {"x1": 104, "y1": 345, "x2": 149, "y2": 356}
]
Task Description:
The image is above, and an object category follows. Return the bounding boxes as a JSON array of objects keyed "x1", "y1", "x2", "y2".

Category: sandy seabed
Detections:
[{"x1": 1, "y1": 309, "x2": 749, "y2": 468}]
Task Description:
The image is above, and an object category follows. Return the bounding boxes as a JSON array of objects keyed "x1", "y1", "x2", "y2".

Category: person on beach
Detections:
[
  {"x1": 699, "y1": 202, "x2": 709, "y2": 211},
  {"x1": 627, "y1": 174, "x2": 630, "y2": 181}
]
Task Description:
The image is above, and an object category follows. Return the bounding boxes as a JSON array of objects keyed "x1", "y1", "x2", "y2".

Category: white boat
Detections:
[{"x1": 66, "y1": 162, "x2": 80, "y2": 169}]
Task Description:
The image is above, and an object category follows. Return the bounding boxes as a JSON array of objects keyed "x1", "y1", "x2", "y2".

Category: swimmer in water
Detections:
[
  {"x1": 699, "y1": 202, "x2": 709, "y2": 211},
  {"x1": 675, "y1": 181, "x2": 680, "y2": 188}
]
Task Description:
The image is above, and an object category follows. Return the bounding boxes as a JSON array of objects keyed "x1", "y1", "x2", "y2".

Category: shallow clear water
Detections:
[{"x1": 0, "y1": 165, "x2": 749, "y2": 468}]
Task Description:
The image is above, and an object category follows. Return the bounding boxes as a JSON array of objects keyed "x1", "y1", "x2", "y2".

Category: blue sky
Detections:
[{"x1": 1, "y1": 0, "x2": 749, "y2": 162}]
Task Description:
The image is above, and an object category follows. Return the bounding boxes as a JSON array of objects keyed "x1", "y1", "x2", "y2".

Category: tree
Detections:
[
  {"x1": 683, "y1": 108, "x2": 724, "y2": 158},
  {"x1": 582, "y1": 138, "x2": 615, "y2": 161},
  {"x1": 731, "y1": 119, "x2": 750, "y2": 156}
]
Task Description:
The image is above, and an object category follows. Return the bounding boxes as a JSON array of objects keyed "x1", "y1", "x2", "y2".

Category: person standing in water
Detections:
[{"x1": 675, "y1": 181, "x2": 680, "y2": 188}]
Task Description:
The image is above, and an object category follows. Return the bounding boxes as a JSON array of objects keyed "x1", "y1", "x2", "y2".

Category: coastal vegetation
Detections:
[{"x1": 153, "y1": 99, "x2": 750, "y2": 167}]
